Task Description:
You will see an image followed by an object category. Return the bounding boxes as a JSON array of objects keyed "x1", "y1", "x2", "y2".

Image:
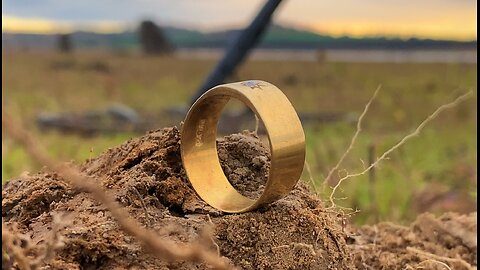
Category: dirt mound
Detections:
[{"x1": 2, "y1": 128, "x2": 353, "y2": 269}]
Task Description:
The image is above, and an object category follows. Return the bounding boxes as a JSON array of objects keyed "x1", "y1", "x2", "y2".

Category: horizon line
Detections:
[
  {"x1": 2, "y1": 29, "x2": 477, "y2": 43},
  {"x1": 2, "y1": 15, "x2": 477, "y2": 42}
]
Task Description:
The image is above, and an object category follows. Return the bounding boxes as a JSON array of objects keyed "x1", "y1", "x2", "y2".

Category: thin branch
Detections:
[
  {"x1": 328, "y1": 91, "x2": 473, "y2": 207},
  {"x1": 2, "y1": 111, "x2": 235, "y2": 270},
  {"x1": 2, "y1": 223, "x2": 31, "y2": 270},
  {"x1": 272, "y1": 242, "x2": 316, "y2": 256},
  {"x1": 417, "y1": 259, "x2": 452, "y2": 270},
  {"x1": 323, "y1": 85, "x2": 381, "y2": 187},
  {"x1": 30, "y1": 213, "x2": 67, "y2": 268},
  {"x1": 132, "y1": 186, "x2": 151, "y2": 222},
  {"x1": 304, "y1": 160, "x2": 319, "y2": 194}
]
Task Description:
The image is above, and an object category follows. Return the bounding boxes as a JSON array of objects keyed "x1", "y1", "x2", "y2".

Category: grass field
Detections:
[{"x1": 2, "y1": 50, "x2": 477, "y2": 224}]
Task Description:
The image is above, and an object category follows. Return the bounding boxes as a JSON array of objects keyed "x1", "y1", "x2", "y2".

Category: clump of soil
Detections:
[
  {"x1": 2, "y1": 127, "x2": 353, "y2": 269},
  {"x1": 217, "y1": 132, "x2": 269, "y2": 199},
  {"x1": 349, "y1": 212, "x2": 477, "y2": 270}
]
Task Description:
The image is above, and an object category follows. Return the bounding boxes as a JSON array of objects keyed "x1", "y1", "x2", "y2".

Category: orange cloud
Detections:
[
  {"x1": 2, "y1": 15, "x2": 125, "y2": 34},
  {"x1": 297, "y1": 4, "x2": 476, "y2": 40},
  {"x1": 2, "y1": 7, "x2": 477, "y2": 41},
  {"x1": 310, "y1": 19, "x2": 476, "y2": 41}
]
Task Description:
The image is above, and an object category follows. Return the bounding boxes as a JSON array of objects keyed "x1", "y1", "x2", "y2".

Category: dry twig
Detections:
[
  {"x1": 323, "y1": 85, "x2": 381, "y2": 187},
  {"x1": 328, "y1": 91, "x2": 473, "y2": 207},
  {"x1": 29, "y1": 213, "x2": 67, "y2": 268},
  {"x1": 417, "y1": 259, "x2": 452, "y2": 270},
  {"x1": 2, "y1": 223, "x2": 31, "y2": 270},
  {"x1": 304, "y1": 161, "x2": 319, "y2": 193},
  {"x1": 272, "y1": 242, "x2": 317, "y2": 256},
  {"x1": 2, "y1": 111, "x2": 235, "y2": 270},
  {"x1": 132, "y1": 186, "x2": 151, "y2": 222}
]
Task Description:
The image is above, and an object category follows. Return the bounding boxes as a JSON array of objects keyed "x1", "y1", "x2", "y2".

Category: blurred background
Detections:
[{"x1": 2, "y1": 0, "x2": 477, "y2": 224}]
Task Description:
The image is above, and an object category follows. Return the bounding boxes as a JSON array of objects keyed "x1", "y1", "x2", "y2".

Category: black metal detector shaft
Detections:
[{"x1": 189, "y1": 0, "x2": 283, "y2": 105}]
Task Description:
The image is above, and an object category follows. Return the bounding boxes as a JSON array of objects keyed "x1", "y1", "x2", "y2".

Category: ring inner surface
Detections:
[{"x1": 183, "y1": 94, "x2": 256, "y2": 212}]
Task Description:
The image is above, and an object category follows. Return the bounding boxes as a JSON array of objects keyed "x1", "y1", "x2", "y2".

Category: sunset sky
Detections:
[{"x1": 2, "y1": 0, "x2": 477, "y2": 40}]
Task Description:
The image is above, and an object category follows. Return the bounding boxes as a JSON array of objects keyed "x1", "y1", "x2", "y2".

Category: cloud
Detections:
[
  {"x1": 2, "y1": 0, "x2": 264, "y2": 29},
  {"x1": 2, "y1": 15, "x2": 126, "y2": 34},
  {"x1": 2, "y1": 0, "x2": 477, "y2": 40}
]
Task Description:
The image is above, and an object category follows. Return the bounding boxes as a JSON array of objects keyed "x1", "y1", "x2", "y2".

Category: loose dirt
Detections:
[
  {"x1": 2, "y1": 127, "x2": 477, "y2": 269},
  {"x1": 348, "y1": 212, "x2": 476, "y2": 269}
]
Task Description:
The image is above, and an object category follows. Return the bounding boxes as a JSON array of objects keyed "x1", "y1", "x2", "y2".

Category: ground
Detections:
[
  {"x1": 2, "y1": 128, "x2": 476, "y2": 269},
  {"x1": 2, "y1": 50, "x2": 476, "y2": 224}
]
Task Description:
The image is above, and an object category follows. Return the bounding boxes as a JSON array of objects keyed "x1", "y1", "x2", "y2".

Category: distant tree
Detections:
[
  {"x1": 139, "y1": 20, "x2": 174, "y2": 55},
  {"x1": 57, "y1": 34, "x2": 73, "y2": 53}
]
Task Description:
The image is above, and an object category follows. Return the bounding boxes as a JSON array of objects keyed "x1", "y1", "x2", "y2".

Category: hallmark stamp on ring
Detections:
[
  {"x1": 195, "y1": 119, "x2": 206, "y2": 146},
  {"x1": 241, "y1": 80, "x2": 265, "y2": 90}
]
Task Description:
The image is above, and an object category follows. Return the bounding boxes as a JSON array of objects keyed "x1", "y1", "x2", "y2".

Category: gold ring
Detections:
[{"x1": 181, "y1": 80, "x2": 305, "y2": 213}]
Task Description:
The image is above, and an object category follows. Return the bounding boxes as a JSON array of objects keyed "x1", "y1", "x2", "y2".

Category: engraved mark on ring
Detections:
[
  {"x1": 242, "y1": 80, "x2": 265, "y2": 90},
  {"x1": 195, "y1": 119, "x2": 206, "y2": 147}
]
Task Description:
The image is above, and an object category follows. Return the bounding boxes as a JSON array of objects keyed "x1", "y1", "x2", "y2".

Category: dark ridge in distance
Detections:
[{"x1": 2, "y1": 24, "x2": 477, "y2": 51}]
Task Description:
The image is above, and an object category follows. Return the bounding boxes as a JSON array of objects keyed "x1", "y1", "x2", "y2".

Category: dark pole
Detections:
[{"x1": 190, "y1": 0, "x2": 283, "y2": 104}]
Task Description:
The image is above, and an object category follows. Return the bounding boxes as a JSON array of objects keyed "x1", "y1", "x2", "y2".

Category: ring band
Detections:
[{"x1": 181, "y1": 80, "x2": 305, "y2": 213}]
